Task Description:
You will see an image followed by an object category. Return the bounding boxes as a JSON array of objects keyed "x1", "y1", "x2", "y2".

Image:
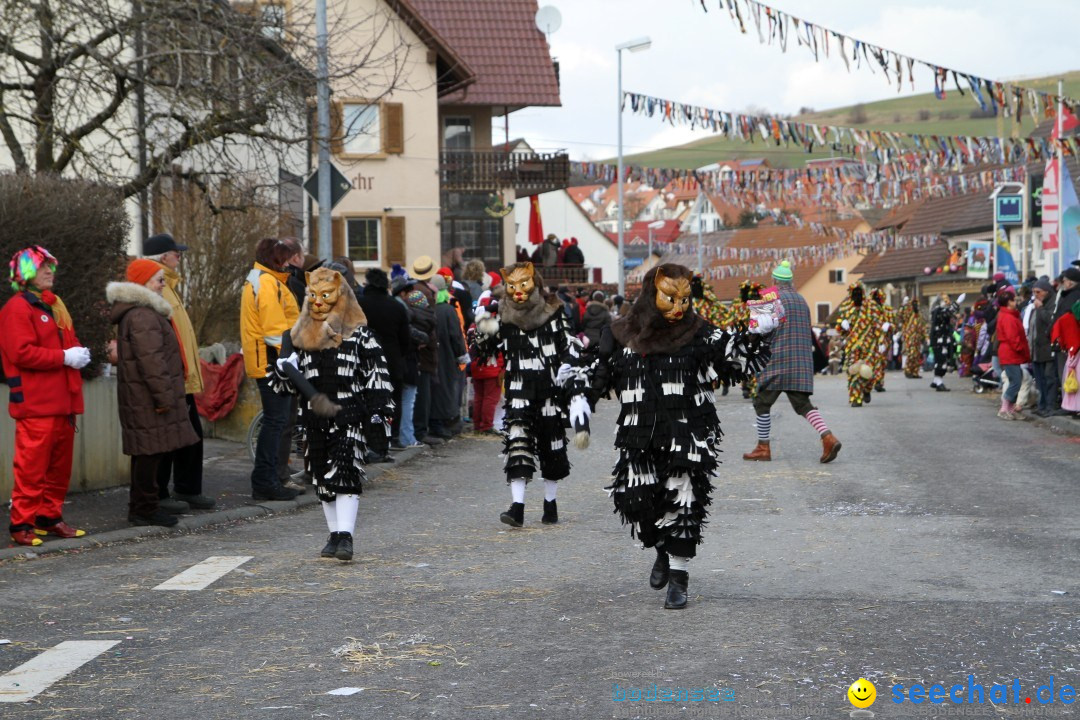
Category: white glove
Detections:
[
  {"x1": 477, "y1": 317, "x2": 499, "y2": 336},
  {"x1": 956, "y1": 293, "x2": 966, "y2": 305},
  {"x1": 878, "y1": 343, "x2": 887, "y2": 353},
  {"x1": 275, "y1": 353, "x2": 298, "y2": 373},
  {"x1": 881, "y1": 322, "x2": 891, "y2": 332},
  {"x1": 841, "y1": 319, "x2": 850, "y2": 331},
  {"x1": 63, "y1": 346, "x2": 91, "y2": 369},
  {"x1": 457, "y1": 353, "x2": 471, "y2": 365},
  {"x1": 902, "y1": 296, "x2": 910, "y2": 304},
  {"x1": 569, "y1": 395, "x2": 590, "y2": 428},
  {"x1": 556, "y1": 363, "x2": 574, "y2": 386}
]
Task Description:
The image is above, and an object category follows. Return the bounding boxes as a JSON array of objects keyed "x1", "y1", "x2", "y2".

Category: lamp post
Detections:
[
  {"x1": 616, "y1": 36, "x2": 651, "y2": 297},
  {"x1": 647, "y1": 219, "x2": 664, "y2": 264}
]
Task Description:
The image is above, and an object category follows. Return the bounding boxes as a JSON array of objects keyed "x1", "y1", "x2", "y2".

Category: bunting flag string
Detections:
[
  {"x1": 705, "y1": 0, "x2": 1078, "y2": 122},
  {"x1": 570, "y1": 158, "x2": 1026, "y2": 211},
  {"x1": 622, "y1": 90, "x2": 1078, "y2": 170}
]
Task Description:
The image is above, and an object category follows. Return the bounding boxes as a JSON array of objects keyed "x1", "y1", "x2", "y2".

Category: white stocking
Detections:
[
  {"x1": 510, "y1": 479, "x2": 526, "y2": 504},
  {"x1": 321, "y1": 500, "x2": 337, "y2": 534},
  {"x1": 668, "y1": 555, "x2": 691, "y2": 572},
  {"x1": 543, "y1": 479, "x2": 558, "y2": 502},
  {"x1": 335, "y1": 494, "x2": 360, "y2": 536}
]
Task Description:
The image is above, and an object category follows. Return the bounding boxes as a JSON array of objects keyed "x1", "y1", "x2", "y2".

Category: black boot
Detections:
[
  {"x1": 649, "y1": 550, "x2": 669, "y2": 589},
  {"x1": 320, "y1": 532, "x2": 341, "y2": 558},
  {"x1": 500, "y1": 502, "x2": 524, "y2": 527},
  {"x1": 664, "y1": 569, "x2": 689, "y2": 610},
  {"x1": 863, "y1": 390, "x2": 872, "y2": 404},
  {"x1": 335, "y1": 532, "x2": 354, "y2": 561},
  {"x1": 874, "y1": 384, "x2": 885, "y2": 392},
  {"x1": 541, "y1": 499, "x2": 558, "y2": 524}
]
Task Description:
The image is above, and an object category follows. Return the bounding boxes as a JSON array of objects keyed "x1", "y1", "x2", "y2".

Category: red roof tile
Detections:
[
  {"x1": 410, "y1": 0, "x2": 561, "y2": 109},
  {"x1": 852, "y1": 244, "x2": 951, "y2": 282}
]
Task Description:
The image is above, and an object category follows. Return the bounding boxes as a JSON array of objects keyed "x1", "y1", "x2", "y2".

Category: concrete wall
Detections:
[{"x1": 0, "y1": 379, "x2": 129, "y2": 502}]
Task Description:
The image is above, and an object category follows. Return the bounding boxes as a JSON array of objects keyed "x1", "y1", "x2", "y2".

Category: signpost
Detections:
[
  {"x1": 995, "y1": 194, "x2": 1023, "y2": 225},
  {"x1": 303, "y1": 164, "x2": 352, "y2": 211}
]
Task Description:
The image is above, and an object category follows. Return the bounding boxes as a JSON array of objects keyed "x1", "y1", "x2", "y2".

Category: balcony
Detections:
[{"x1": 439, "y1": 150, "x2": 570, "y2": 195}]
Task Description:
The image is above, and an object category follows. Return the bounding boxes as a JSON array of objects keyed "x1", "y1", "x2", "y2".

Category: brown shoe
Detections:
[
  {"x1": 820, "y1": 433, "x2": 841, "y2": 464},
  {"x1": 742, "y1": 441, "x2": 771, "y2": 461}
]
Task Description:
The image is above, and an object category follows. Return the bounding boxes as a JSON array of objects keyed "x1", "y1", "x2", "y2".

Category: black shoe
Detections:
[
  {"x1": 850, "y1": 401, "x2": 862, "y2": 407},
  {"x1": 875, "y1": 384, "x2": 885, "y2": 392},
  {"x1": 158, "y1": 497, "x2": 190, "y2": 514},
  {"x1": 934, "y1": 384, "x2": 951, "y2": 392},
  {"x1": 649, "y1": 550, "x2": 669, "y2": 589},
  {"x1": 321, "y1": 532, "x2": 342, "y2": 558},
  {"x1": 366, "y1": 452, "x2": 395, "y2": 464},
  {"x1": 129, "y1": 510, "x2": 178, "y2": 527},
  {"x1": 664, "y1": 569, "x2": 689, "y2": 609},
  {"x1": 252, "y1": 485, "x2": 300, "y2": 502},
  {"x1": 422, "y1": 435, "x2": 444, "y2": 447},
  {"x1": 721, "y1": 385, "x2": 730, "y2": 396},
  {"x1": 172, "y1": 493, "x2": 215, "y2": 510},
  {"x1": 390, "y1": 441, "x2": 406, "y2": 452},
  {"x1": 500, "y1": 502, "x2": 524, "y2": 528},
  {"x1": 541, "y1": 499, "x2": 558, "y2": 524},
  {"x1": 335, "y1": 532, "x2": 354, "y2": 561},
  {"x1": 863, "y1": 391, "x2": 872, "y2": 404}
]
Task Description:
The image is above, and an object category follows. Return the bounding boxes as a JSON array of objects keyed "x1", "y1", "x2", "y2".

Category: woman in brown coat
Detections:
[{"x1": 107, "y1": 259, "x2": 199, "y2": 527}]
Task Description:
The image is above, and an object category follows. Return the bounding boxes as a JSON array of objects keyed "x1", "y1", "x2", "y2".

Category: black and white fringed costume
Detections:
[
  {"x1": 587, "y1": 264, "x2": 769, "y2": 609},
  {"x1": 473, "y1": 263, "x2": 588, "y2": 527},
  {"x1": 269, "y1": 269, "x2": 393, "y2": 561}
]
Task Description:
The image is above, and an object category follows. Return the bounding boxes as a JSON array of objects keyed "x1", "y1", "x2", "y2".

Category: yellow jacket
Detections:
[
  {"x1": 241, "y1": 263, "x2": 299, "y2": 378},
  {"x1": 157, "y1": 264, "x2": 205, "y2": 394}
]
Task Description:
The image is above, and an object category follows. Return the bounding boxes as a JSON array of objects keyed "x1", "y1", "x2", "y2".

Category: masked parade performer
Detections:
[
  {"x1": 269, "y1": 268, "x2": 393, "y2": 562},
  {"x1": 472, "y1": 262, "x2": 587, "y2": 528},
  {"x1": 929, "y1": 292, "x2": 963, "y2": 392},
  {"x1": 743, "y1": 261, "x2": 841, "y2": 464},
  {"x1": 732, "y1": 281, "x2": 764, "y2": 399},
  {"x1": 586, "y1": 264, "x2": 769, "y2": 610},
  {"x1": 869, "y1": 288, "x2": 894, "y2": 392},
  {"x1": 691, "y1": 273, "x2": 736, "y2": 395},
  {"x1": 897, "y1": 296, "x2": 928, "y2": 379},
  {"x1": 835, "y1": 281, "x2": 880, "y2": 408}
]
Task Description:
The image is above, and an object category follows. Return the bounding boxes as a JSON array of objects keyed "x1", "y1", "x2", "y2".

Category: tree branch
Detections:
[{"x1": 52, "y1": 72, "x2": 130, "y2": 172}]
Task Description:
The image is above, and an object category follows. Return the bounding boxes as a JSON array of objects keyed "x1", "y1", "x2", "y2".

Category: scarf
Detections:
[{"x1": 30, "y1": 289, "x2": 74, "y2": 331}]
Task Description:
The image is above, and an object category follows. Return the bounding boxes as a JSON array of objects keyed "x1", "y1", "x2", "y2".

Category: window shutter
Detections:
[
  {"x1": 332, "y1": 217, "x2": 345, "y2": 259},
  {"x1": 330, "y1": 101, "x2": 344, "y2": 155},
  {"x1": 383, "y1": 103, "x2": 404, "y2": 154},
  {"x1": 386, "y1": 216, "x2": 406, "y2": 264}
]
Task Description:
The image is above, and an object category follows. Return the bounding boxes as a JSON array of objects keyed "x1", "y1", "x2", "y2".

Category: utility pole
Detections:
[{"x1": 315, "y1": 0, "x2": 332, "y2": 262}]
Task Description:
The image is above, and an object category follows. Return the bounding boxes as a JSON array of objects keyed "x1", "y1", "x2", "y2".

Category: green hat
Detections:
[{"x1": 772, "y1": 260, "x2": 793, "y2": 282}]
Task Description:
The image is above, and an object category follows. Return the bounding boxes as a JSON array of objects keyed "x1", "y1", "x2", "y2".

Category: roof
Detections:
[
  {"x1": 603, "y1": 220, "x2": 682, "y2": 248},
  {"x1": 410, "y1": 0, "x2": 561, "y2": 109},
  {"x1": 567, "y1": 184, "x2": 603, "y2": 205},
  {"x1": 872, "y1": 198, "x2": 926, "y2": 231},
  {"x1": 386, "y1": 0, "x2": 475, "y2": 96},
  {"x1": 899, "y1": 190, "x2": 994, "y2": 237},
  {"x1": 852, "y1": 244, "x2": 952, "y2": 283}
]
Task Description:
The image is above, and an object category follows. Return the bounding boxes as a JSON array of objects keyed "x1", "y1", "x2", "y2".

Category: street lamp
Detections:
[
  {"x1": 647, "y1": 219, "x2": 665, "y2": 263},
  {"x1": 616, "y1": 36, "x2": 651, "y2": 296}
]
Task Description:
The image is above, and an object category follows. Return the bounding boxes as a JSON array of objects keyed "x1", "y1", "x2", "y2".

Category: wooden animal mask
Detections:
[
  {"x1": 305, "y1": 268, "x2": 343, "y2": 322},
  {"x1": 500, "y1": 262, "x2": 536, "y2": 304},
  {"x1": 654, "y1": 268, "x2": 691, "y2": 323}
]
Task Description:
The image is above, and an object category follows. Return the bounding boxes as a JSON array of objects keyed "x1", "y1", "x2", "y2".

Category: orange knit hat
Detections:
[{"x1": 126, "y1": 258, "x2": 162, "y2": 286}]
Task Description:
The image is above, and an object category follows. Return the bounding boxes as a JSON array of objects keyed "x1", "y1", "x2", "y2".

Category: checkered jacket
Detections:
[{"x1": 756, "y1": 284, "x2": 815, "y2": 394}]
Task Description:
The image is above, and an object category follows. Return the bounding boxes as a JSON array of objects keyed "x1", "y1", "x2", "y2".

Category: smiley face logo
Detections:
[{"x1": 848, "y1": 678, "x2": 876, "y2": 708}]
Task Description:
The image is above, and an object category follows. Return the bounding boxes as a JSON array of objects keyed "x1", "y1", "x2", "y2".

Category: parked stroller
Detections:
[{"x1": 971, "y1": 362, "x2": 1000, "y2": 393}]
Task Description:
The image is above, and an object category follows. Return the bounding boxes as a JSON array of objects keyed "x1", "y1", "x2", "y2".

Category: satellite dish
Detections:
[{"x1": 535, "y1": 5, "x2": 562, "y2": 36}]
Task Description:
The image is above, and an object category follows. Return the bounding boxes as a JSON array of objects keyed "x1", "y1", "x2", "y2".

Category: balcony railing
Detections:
[{"x1": 440, "y1": 150, "x2": 570, "y2": 195}]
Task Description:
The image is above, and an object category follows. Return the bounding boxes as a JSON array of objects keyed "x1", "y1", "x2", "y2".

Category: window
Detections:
[
  {"x1": 343, "y1": 104, "x2": 381, "y2": 155},
  {"x1": 260, "y1": 3, "x2": 287, "y2": 40},
  {"x1": 816, "y1": 303, "x2": 831, "y2": 324},
  {"x1": 346, "y1": 218, "x2": 381, "y2": 265},
  {"x1": 444, "y1": 118, "x2": 472, "y2": 149},
  {"x1": 828, "y1": 268, "x2": 845, "y2": 284}
]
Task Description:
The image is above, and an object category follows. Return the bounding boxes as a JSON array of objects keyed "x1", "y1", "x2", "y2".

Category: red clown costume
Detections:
[{"x1": 0, "y1": 246, "x2": 91, "y2": 546}]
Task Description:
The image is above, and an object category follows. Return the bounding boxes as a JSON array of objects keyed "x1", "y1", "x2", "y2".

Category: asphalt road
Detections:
[{"x1": 1, "y1": 374, "x2": 1078, "y2": 720}]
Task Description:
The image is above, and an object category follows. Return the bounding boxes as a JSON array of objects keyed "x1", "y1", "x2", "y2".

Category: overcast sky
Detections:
[{"x1": 500, "y1": 0, "x2": 1080, "y2": 162}]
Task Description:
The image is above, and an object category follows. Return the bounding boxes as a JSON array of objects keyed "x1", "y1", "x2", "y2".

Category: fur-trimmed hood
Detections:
[
  {"x1": 107, "y1": 281, "x2": 173, "y2": 323},
  {"x1": 493, "y1": 283, "x2": 562, "y2": 331},
  {"x1": 610, "y1": 263, "x2": 704, "y2": 355}
]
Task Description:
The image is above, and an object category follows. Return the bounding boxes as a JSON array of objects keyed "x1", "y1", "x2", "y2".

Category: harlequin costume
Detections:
[
  {"x1": 269, "y1": 268, "x2": 394, "y2": 562},
  {"x1": 869, "y1": 288, "x2": 894, "y2": 392},
  {"x1": 834, "y1": 281, "x2": 880, "y2": 407},
  {"x1": 897, "y1": 297, "x2": 928, "y2": 378},
  {"x1": 472, "y1": 262, "x2": 587, "y2": 528},
  {"x1": 690, "y1": 273, "x2": 733, "y2": 328},
  {"x1": 929, "y1": 294, "x2": 961, "y2": 392},
  {"x1": 587, "y1": 264, "x2": 769, "y2": 610},
  {"x1": 743, "y1": 261, "x2": 841, "y2": 465},
  {"x1": 1, "y1": 246, "x2": 90, "y2": 546}
]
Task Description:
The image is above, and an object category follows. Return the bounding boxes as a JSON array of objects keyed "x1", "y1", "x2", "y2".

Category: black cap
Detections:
[{"x1": 143, "y1": 233, "x2": 188, "y2": 255}]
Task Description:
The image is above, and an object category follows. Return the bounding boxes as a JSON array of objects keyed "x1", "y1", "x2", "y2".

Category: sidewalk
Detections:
[{"x1": 1, "y1": 435, "x2": 436, "y2": 562}]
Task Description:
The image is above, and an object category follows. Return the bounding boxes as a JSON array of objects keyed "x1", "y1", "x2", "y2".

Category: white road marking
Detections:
[
  {"x1": 0, "y1": 640, "x2": 120, "y2": 702},
  {"x1": 153, "y1": 556, "x2": 253, "y2": 591}
]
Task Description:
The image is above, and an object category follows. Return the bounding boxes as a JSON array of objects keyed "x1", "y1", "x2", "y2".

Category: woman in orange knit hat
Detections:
[{"x1": 106, "y1": 259, "x2": 199, "y2": 527}]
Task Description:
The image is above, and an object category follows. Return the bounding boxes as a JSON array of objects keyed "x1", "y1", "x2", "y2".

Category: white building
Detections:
[{"x1": 514, "y1": 188, "x2": 618, "y2": 283}]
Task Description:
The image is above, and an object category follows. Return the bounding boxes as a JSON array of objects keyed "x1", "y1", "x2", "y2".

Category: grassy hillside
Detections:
[{"x1": 619, "y1": 71, "x2": 1080, "y2": 170}]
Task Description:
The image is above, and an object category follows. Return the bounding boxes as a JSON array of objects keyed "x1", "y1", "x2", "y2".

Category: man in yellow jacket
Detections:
[
  {"x1": 145, "y1": 234, "x2": 216, "y2": 512},
  {"x1": 241, "y1": 238, "x2": 301, "y2": 501}
]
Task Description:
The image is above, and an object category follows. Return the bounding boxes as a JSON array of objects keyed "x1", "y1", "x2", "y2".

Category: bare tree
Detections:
[{"x1": 0, "y1": 0, "x2": 414, "y2": 208}]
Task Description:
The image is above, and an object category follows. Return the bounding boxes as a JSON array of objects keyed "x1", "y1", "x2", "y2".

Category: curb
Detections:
[{"x1": 0, "y1": 444, "x2": 431, "y2": 563}]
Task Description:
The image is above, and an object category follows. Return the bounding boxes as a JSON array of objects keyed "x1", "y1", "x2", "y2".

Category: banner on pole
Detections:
[{"x1": 995, "y1": 229, "x2": 1020, "y2": 286}]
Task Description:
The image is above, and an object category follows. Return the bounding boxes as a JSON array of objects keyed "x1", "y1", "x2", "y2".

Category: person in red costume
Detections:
[{"x1": 1, "y1": 246, "x2": 91, "y2": 546}]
